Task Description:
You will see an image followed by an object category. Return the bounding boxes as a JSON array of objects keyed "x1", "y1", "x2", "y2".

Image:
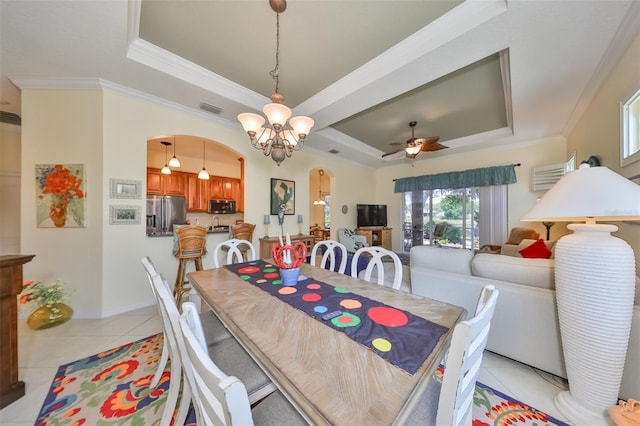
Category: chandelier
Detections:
[{"x1": 237, "y1": 0, "x2": 314, "y2": 166}]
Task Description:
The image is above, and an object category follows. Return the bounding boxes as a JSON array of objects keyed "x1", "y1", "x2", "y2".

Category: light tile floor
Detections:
[{"x1": 0, "y1": 306, "x2": 570, "y2": 425}]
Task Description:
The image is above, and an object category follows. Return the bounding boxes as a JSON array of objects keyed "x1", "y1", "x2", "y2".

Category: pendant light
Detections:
[
  {"x1": 168, "y1": 136, "x2": 181, "y2": 167},
  {"x1": 313, "y1": 169, "x2": 326, "y2": 205},
  {"x1": 160, "y1": 141, "x2": 171, "y2": 175},
  {"x1": 198, "y1": 140, "x2": 210, "y2": 180},
  {"x1": 237, "y1": 0, "x2": 314, "y2": 166}
]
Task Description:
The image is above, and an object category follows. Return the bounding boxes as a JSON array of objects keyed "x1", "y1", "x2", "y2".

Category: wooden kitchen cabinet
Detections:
[
  {"x1": 186, "y1": 174, "x2": 210, "y2": 212},
  {"x1": 210, "y1": 176, "x2": 237, "y2": 200},
  {"x1": 356, "y1": 228, "x2": 392, "y2": 250},
  {"x1": 146, "y1": 168, "x2": 185, "y2": 196}
]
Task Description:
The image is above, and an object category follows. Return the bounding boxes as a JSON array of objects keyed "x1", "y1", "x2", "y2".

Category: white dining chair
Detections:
[
  {"x1": 212, "y1": 238, "x2": 257, "y2": 268},
  {"x1": 179, "y1": 302, "x2": 307, "y2": 426},
  {"x1": 351, "y1": 246, "x2": 403, "y2": 290},
  {"x1": 310, "y1": 240, "x2": 348, "y2": 274},
  {"x1": 141, "y1": 256, "x2": 168, "y2": 388},
  {"x1": 436, "y1": 284, "x2": 499, "y2": 426},
  {"x1": 149, "y1": 266, "x2": 276, "y2": 411}
]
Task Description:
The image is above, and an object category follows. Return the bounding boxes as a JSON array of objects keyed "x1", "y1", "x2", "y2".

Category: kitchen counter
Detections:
[{"x1": 147, "y1": 226, "x2": 230, "y2": 237}]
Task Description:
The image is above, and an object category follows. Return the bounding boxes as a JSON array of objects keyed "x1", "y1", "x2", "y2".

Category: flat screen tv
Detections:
[{"x1": 356, "y1": 204, "x2": 388, "y2": 228}]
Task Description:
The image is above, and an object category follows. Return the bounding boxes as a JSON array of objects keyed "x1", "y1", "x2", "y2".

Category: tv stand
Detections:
[{"x1": 356, "y1": 228, "x2": 392, "y2": 250}]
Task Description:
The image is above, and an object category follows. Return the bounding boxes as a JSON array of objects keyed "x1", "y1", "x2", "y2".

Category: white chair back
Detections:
[
  {"x1": 213, "y1": 238, "x2": 257, "y2": 268},
  {"x1": 146, "y1": 269, "x2": 193, "y2": 426},
  {"x1": 351, "y1": 246, "x2": 403, "y2": 290},
  {"x1": 180, "y1": 302, "x2": 254, "y2": 426},
  {"x1": 436, "y1": 285, "x2": 499, "y2": 426},
  {"x1": 141, "y1": 257, "x2": 168, "y2": 388},
  {"x1": 310, "y1": 240, "x2": 348, "y2": 274}
]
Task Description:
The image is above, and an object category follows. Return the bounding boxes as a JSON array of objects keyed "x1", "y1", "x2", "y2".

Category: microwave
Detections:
[{"x1": 208, "y1": 199, "x2": 236, "y2": 214}]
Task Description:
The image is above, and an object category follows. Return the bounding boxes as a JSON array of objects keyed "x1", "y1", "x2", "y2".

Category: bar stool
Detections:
[
  {"x1": 228, "y1": 223, "x2": 255, "y2": 261},
  {"x1": 173, "y1": 225, "x2": 208, "y2": 309}
]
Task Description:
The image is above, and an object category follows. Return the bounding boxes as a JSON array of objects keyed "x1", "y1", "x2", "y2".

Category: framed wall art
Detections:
[
  {"x1": 109, "y1": 205, "x2": 141, "y2": 225},
  {"x1": 270, "y1": 178, "x2": 295, "y2": 215},
  {"x1": 35, "y1": 163, "x2": 87, "y2": 228},
  {"x1": 110, "y1": 178, "x2": 142, "y2": 199}
]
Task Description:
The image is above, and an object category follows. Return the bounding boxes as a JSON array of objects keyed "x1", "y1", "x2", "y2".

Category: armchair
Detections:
[{"x1": 337, "y1": 228, "x2": 368, "y2": 254}]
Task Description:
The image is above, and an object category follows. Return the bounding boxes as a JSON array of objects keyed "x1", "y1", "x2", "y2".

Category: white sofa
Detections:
[{"x1": 410, "y1": 245, "x2": 640, "y2": 400}]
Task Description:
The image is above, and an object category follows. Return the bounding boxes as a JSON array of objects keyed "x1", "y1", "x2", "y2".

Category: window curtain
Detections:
[{"x1": 394, "y1": 164, "x2": 518, "y2": 193}]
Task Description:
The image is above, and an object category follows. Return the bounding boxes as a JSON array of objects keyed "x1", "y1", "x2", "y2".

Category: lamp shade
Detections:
[
  {"x1": 237, "y1": 113, "x2": 266, "y2": 134},
  {"x1": 522, "y1": 164, "x2": 640, "y2": 222},
  {"x1": 289, "y1": 116, "x2": 314, "y2": 136},
  {"x1": 263, "y1": 103, "x2": 292, "y2": 127}
]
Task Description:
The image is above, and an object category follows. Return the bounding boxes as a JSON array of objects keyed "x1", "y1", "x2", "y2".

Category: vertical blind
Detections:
[{"x1": 394, "y1": 164, "x2": 518, "y2": 193}]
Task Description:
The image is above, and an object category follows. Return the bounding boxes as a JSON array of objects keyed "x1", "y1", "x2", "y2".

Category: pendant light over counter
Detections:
[
  {"x1": 168, "y1": 136, "x2": 181, "y2": 168},
  {"x1": 198, "y1": 140, "x2": 210, "y2": 180},
  {"x1": 160, "y1": 141, "x2": 172, "y2": 175}
]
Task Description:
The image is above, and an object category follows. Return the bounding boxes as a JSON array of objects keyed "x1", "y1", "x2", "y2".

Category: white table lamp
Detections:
[{"x1": 522, "y1": 163, "x2": 640, "y2": 425}]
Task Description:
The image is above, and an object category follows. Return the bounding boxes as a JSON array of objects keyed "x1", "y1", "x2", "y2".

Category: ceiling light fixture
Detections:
[
  {"x1": 198, "y1": 140, "x2": 210, "y2": 180},
  {"x1": 313, "y1": 169, "x2": 326, "y2": 205},
  {"x1": 237, "y1": 0, "x2": 314, "y2": 166},
  {"x1": 160, "y1": 141, "x2": 172, "y2": 175},
  {"x1": 168, "y1": 137, "x2": 181, "y2": 168}
]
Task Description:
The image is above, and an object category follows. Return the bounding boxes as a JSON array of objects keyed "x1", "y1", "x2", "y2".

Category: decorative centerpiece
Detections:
[
  {"x1": 272, "y1": 233, "x2": 306, "y2": 286},
  {"x1": 19, "y1": 279, "x2": 73, "y2": 329}
]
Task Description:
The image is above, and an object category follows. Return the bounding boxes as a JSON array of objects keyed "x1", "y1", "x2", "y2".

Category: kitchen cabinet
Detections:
[
  {"x1": 210, "y1": 176, "x2": 239, "y2": 200},
  {"x1": 146, "y1": 168, "x2": 185, "y2": 196},
  {"x1": 186, "y1": 174, "x2": 210, "y2": 212},
  {"x1": 356, "y1": 228, "x2": 392, "y2": 250}
]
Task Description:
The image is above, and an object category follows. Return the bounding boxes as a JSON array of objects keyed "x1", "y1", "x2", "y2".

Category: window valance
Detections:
[{"x1": 394, "y1": 164, "x2": 518, "y2": 193}]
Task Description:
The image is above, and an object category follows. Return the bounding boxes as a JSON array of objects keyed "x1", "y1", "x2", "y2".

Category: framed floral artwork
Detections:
[{"x1": 35, "y1": 164, "x2": 87, "y2": 228}]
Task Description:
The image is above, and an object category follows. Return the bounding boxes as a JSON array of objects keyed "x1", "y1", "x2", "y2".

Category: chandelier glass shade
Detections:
[{"x1": 237, "y1": 1, "x2": 314, "y2": 166}]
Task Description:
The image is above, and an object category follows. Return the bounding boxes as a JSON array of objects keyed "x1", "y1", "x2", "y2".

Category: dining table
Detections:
[{"x1": 187, "y1": 261, "x2": 466, "y2": 425}]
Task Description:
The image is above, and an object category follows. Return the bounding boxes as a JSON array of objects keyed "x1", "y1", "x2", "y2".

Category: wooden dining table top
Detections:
[{"x1": 188, "y1": 262, "x2": 466, "y2": 425}]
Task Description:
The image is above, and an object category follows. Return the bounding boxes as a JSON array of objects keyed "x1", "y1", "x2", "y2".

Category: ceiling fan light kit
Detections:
[
  {"x1": 382, "y1": 121, "x2": 446, "y2": 160},
  {"x1": 237, "y1": 0, "x2": 314, "y2": 166}
]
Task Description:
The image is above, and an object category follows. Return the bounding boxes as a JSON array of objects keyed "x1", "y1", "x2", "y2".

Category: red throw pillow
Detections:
[{"x1": 519, "y1": 238, "x2": 552, "y2": 259}]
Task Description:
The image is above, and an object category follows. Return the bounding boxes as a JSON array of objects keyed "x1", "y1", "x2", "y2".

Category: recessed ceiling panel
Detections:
[
  {"x1": 332, "y1": 53, "x2": 508, "y2": 152},
  {"x1": 139, "y1": 0, "x2": 462, "y2": 106}
]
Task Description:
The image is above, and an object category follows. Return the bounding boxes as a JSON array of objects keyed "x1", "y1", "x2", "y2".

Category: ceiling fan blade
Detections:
[
  {"x1": 382, "y1": 148, "x2": 406, "y2": 158},
  {"x1": 414, "y1": 136, "x2": 440, "y2": 145},
  {"x1": 421, "y1": 142, "x2": 448, "y2": 152},
  {"x1": 389, "y1": 142, "x2": 405, "y2": 146}
]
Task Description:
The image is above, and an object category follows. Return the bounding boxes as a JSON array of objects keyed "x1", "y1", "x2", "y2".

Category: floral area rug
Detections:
[{"x1": 36, "y1": 333, "x2": 568, "y2": 426}]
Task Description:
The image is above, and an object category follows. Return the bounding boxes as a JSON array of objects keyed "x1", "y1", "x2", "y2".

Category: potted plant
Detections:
[{"x1": 19, "y1": 280, "x2": 73, "y2": 329}]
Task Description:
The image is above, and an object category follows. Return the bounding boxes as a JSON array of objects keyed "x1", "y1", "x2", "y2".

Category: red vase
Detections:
[{"x1": 50, "y1": 204, "x2": 67, "y2": 227}]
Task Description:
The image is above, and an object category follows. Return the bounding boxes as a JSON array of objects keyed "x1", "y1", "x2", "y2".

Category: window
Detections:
[
  {"x1": 402, "y1": 185, "x2": 507, "y2": 252},
  {"x1": 621, "y1": 88, "x2": 640, "y2": 166}
]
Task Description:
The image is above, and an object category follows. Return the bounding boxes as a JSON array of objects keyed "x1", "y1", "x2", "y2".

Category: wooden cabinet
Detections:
[
  {"x1": 186, "y1": 174, "x2": 210, "y2": 212},
  {"x1": 210, "y1": 176, "x2": 239, "y2": 200},
  {"x1": 356, "y1": 228, "x2": 392, "y2": 250},
  {"x1": 146, "y1": 168, "x2": 185, "y2": 196},
  {"x1": 259, "y1": 235, "x2": 314, "y2": 261}
]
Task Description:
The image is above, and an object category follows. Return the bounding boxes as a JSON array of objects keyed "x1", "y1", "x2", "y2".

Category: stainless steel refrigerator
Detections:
[{"x1": 146, "y1": 195, "x2": 187, "y2": 236}]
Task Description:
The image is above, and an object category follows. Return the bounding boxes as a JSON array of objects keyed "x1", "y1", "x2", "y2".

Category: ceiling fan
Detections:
[{"x1": 382, "y1": 121, "x2": 447, "y2": 159}]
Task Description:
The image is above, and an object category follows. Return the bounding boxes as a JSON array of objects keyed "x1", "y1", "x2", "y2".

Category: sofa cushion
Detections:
[
  {"x1": 471, "y1": 253, "x2": 555, "y2": 290},
  {"x1": 410, "y1": 246, "x2": 474, "y2": 276},
  {"x1": 501, "y1": 239, "x2": 556, "y2": 258},
  {"x1": 519, "y1": 239, "x2": 553, "y2": 259}
]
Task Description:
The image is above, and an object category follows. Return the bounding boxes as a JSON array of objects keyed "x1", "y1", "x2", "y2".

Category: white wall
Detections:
[
  {"x1": 19, "y1": 86, "x2": 376, "y2": 317},
  {"x1": 375, "y1": 138, "x2": 569, "y2": 251},
  {"x1": 566, "y1": 29, "x2": 640, "y2": 274},
  {"x1": 0, "y1": 123, "x2": 22, "y2": 254}
]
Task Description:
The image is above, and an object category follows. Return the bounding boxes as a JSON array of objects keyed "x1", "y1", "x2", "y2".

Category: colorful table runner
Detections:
[{"x1": 225, "y1": 260, "x2": 448, "y2": 375}]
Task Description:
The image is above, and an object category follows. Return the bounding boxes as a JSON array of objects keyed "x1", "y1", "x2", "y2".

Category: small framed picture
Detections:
[
  {"x1": 110, "y1": 205, "x2": 141, "y2": 225},
  {"x1": 270, "y1": 178, "x2": 295, "y2": 215},
  {"x1": 110, "y1": 179, "x2": 142, "y2": 199}
]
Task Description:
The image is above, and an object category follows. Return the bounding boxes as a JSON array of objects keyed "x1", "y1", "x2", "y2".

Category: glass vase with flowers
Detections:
[{"x1": 19, "y1": 280, "x2": 73, "y2": 329}]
